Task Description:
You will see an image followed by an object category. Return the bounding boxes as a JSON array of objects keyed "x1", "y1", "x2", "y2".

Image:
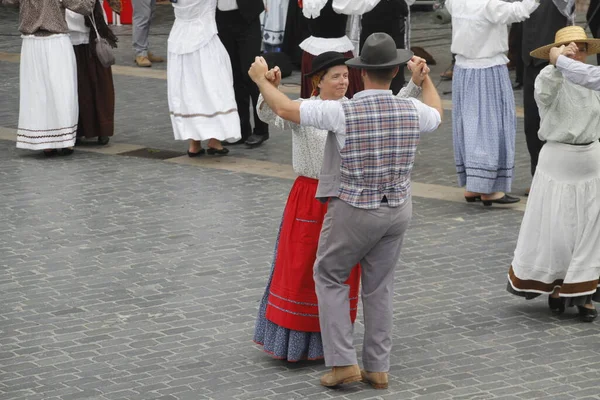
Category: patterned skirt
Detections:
[
  {"x1": 253, "y1": 176, "x2": 361, "y2": 362},
  {"x1": 452, "y1": 64, "x2": 516, "y2": 194}
]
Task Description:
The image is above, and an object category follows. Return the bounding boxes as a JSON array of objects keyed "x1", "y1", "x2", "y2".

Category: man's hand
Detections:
[
  {"x1": 249, "y1": 57, "x2": 269, "y2": 84},
  {"x1": 407, "y1": 56, "x2": 430, "y2": 86},
  {"x1": 265, "y1": 66, "x2": 282, "y2": 87}
]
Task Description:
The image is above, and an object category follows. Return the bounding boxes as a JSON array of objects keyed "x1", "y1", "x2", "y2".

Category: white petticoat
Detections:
[
  {"x1": 510, "y1": 141, "x2": 600, "y2": 297},
  {"x1": 17, "y1": 34, "x2": 78, "y2": 150},
  {"x1": 167, "y1": 34, "x2": 241, "y2": 143},
  {"x1": 299, "y1": 35, "x2": 355, "y2": 56}
]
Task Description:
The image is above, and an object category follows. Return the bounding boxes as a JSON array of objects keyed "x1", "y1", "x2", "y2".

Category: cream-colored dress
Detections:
[{"x1": 508, "y1": 65, "x2": 600, "y2": 300}]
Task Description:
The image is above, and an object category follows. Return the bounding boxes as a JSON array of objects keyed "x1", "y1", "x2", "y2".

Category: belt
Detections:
[{"x1": 568, "y1": 142, "x2": 595, "y2": 146}]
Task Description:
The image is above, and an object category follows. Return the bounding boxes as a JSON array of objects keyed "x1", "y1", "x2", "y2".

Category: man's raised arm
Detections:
[{"x1": 249, "y1": 57, "x2": 301, "y2": 124}]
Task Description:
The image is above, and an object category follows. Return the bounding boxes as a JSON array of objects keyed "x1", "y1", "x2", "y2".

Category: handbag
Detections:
[{"x1": 89, "y1": 11, "x2": 115, "y2": 68}]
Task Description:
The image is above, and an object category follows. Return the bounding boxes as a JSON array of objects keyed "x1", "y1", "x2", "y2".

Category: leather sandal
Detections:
[
  {"x1": 187, "y1": 148, "x2": 206, "y2": 157},
  {"x1": 207, "y1": 147, "x2": 229, "y2": 155}
]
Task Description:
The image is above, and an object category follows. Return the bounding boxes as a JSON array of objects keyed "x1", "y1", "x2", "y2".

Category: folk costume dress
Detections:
[
  {"x1": 447, "y1": 0, "x2": 538, "y2": 193},
  {"x1": 299, "y1": 0, "x2": 380, "y2": 99},
  {"x1": 4, "y1": 0, "x2": 95, "y2": 150},
  {"x1": 167, "y1": 0, "x2": 241, "y2": 143},
  {"x1": 66, "y1": 0, "x2": 116, "y2": 140},
  {"x1": 507, "y1": 65, "x2": 600, "y2": 307},
  {"x1": 253, "y1": 80, "x2": 423, "y2": 362}
]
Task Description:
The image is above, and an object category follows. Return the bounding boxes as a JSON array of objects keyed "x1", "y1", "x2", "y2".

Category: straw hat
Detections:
[{"x1": 530, "y1": 26, "x2": 600, "y2": 59}]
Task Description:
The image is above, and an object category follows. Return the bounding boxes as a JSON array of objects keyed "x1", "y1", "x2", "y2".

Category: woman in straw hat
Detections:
[
  {"x1": 253, "y1": 51, "x2": 429, "y2": 362},
  {"x1": 507, "y1": 26, "x2": 600, "y2": 323},
  {"x1": 446, "y1": 0, "x2": 540, "y2": 206}
]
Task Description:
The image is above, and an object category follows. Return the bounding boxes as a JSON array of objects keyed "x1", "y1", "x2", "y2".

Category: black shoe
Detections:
[
  {"x1": 222, "y1": 138, "x2": 246, "y2": 146},
  {"x1": 207, "y1": 147, "x2": 229, "y2": 155},
  {"x1": 60, "y1": 148, "x2": 74, "y2": 156},
  {"x1": 548, "y1": 296, "x2": 565, "y2": 314},
  {"x1": 98, "y1": 136, "x2": 110, "y2": 145},
  {"x1": 465, "y1": 195, "x2": 481, "y2": 203},
  {"x1": 245, "y1": 133, "x2": 269, "y2": 147},
  {"x1": 577, "y1": 306, "x2": 598, "y2": 322},
  {"x1": 187, "y1": 148, "x2": 206, "y2": 157},
  {"x1": 482, "y1": 194, "x2": 520, "y2": 206},
  {"x1": 43, "y1": 149, "x2": 58, "y2": 157}
]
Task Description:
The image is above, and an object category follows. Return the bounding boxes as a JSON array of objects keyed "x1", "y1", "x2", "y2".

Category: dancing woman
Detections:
[
  {"x1": 507, "y1": 26, "x2": 600, "y2": 323},
  {"x1": 253, "y1": 51, "x2": 428, "y2": 361}
]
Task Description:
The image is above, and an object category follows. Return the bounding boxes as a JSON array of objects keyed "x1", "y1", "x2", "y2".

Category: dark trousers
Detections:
[
  {"x1": 523, "y1": 62, "x2": 547, "y2": 176},
  {"x1": 216, "y1": 10, "x2": 268, "y2": 140},
  {"x1": 508, "y1": 22, "x2": 523, "y2": 85},
  {"x1": 588, "y1": 0, "x2": 600, "y2": 64}
]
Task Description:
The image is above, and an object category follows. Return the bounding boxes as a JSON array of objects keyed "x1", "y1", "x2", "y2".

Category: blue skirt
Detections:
[
  {"x1": 452, "y1": 64, "x2": 516, "y2": 194},
  {"x1": 253, "y1": 219, "x2": 324, "y2": 362}
]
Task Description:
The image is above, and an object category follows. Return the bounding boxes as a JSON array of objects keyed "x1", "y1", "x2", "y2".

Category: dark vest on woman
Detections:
[
  {"x1": 360, "y1": 0, "x2": 408, "y2": 49},
  {"x1": 306, "y1": 0, "x2": 348, "y2": 38},
  {"x1": 521, "y1": 0, "x2": 568, "y2": 67}
]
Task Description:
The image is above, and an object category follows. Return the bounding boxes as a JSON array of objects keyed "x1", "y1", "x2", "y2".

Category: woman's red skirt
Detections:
[
  {"x1": 265, "y1": 176, "x2": 361, "y2": 332},
  {"x1": 300, "y1": 51, "x2": 363, "y2": 99}
]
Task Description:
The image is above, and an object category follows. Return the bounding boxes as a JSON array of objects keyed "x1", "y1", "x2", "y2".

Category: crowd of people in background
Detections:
[{"x1": 3, "y1": 0, "x2": 600, "y2": 391}]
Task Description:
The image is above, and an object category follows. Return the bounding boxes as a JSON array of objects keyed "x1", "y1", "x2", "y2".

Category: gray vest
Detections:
[
  {"x1": 522, "y1": 1, "x2": 568, "y2": 67},
  {"x1": 315, "y1": 131, "x2": 342, "y2": 203}
]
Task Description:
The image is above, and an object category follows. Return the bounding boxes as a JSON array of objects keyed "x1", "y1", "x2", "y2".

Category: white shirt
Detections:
[
  {"x1": 217, "y1": 0, "x2": 238, "y2": 11},
  {"x1": 447, "y1": 0, "x2": 539, "y2": 68},
  {"x1": 299, "y1": 89, "x2": 441, "y2": 148},
  {"x1": 302, "y1": 0, "x2": 381, "y2": 18},
  {"x1": 535, "y1": 64, "x2": 600, "y2": 144},
  {"x1": 556, "y1": 56, "x2": 600, "y2": 92}
]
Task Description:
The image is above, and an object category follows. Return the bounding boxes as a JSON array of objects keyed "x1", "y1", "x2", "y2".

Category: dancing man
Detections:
[{"x1": 249, "y1": 33, "x2": 442, "y2": 389}]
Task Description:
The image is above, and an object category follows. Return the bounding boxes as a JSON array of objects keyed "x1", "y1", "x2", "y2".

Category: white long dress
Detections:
[
  {"x1": 167, "y1": 0, "x2": 241, "y2": 143},
  {"x1": 508, "y1": 65, "x2": 600, "y2": 300}
]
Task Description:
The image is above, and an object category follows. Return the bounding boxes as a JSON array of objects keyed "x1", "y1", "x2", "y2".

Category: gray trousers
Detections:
[
  {"x1": 132, "y1": 0, "x2": 156, "y2": 57},
  {"x1": 314, "y1": 197, "x2": 412, "y2": 372}
]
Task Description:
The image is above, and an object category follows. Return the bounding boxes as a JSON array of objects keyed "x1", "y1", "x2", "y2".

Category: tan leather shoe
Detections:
[
  {"x1": 320, "y1": 365, "x2": 361, "y2": 387},
  {"x1": 148, "y1": 52, "x2": 164, "y2": 63},
  {"x1": 361, "y1": 370, "x2": 389, "y2": 389},
  {"x1": 135, "y1": 55, "x2": 152, "y2": 67}
]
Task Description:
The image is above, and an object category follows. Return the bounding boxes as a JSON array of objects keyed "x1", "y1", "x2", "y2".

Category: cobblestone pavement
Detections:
[{"x1": 1, "y1": 5, "x2": 600, "y2": 400}]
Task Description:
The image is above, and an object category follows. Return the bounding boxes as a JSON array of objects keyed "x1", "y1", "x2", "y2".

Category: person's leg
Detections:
[
  {"x1": 131, "y1": 0, "x2": 152, "y2": 58},
  {"x1": 217, "y1": 12, "x2": 251, "y2": 141},
  {"x1": 313, "y1": 199, "x2": 386, "y2": 373},
  {"x1": 360, "y1": 201, "x2": 411, "y2": 375},
  {"x1": 523, "y1": 63, "x2": 545, "y2": 177},
  {"x1": 241, "y1": 17, "x2": 270, "y2": 145}
]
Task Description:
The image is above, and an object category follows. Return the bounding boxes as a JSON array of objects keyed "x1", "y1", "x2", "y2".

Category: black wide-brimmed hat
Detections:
[
  {"x1": 305, "y1": 51, "x2": 348, "y2": 77},
  {"x1": 346, "y1": 33, "x2": 413, "y2": 70}
]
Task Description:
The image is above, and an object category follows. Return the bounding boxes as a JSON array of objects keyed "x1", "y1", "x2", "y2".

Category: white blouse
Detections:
[
  {"x1": 535, "y1": 65, "x2": 600, "y2": 144},
  {"x1": 66, "y1": 0, "x2": 106, "y2": 46},
  {"x1": 256, "y1": 80, "x2": 423, "y2": 178},
  {"x1": 447, "y1": 0, "x2": 538, "y2": 69}
]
